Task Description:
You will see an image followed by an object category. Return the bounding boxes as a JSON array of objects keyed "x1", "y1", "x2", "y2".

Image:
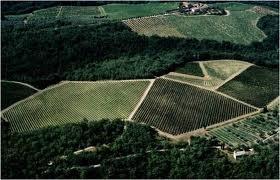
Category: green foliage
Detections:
[
  {"x1": 2, "y1": 120, "x2": 279, "y2": 179},
  {"x1": 1, "y1": 13, "x2": 279, "y2": 89},
  {"x1": 111, "y1": 123, "x2": 158, "y2": 156},
  {"x1": 209, "y1": 111, "x2": 279, "y2": 147},
  {"x1": 1, "y1": 81, "x2": 37, "y2": 109},
  {"x1": 1, "y1": 119, "x2": 124, "y2": 178},
  {"x1": 175, "y1": 62, "x2": 204, "y2": 77},
  {"x1": 103, "y1": 2, "x2": 178, "y2": 20},
  {"x1": 218, "y1": 65, "x2": 279, "y2": 107}
]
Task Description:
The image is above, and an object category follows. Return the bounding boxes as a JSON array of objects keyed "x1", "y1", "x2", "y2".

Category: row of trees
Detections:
[{"x1": 2, "y1": 119, "x2": 279, "y2": 178}]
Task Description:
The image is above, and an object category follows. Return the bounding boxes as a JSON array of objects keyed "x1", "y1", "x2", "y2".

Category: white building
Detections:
[{"x1": 233, "y1": 150, "x2": 246, "y2": 160}]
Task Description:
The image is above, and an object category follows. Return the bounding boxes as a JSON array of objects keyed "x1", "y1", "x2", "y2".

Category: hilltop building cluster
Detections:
[
  {"x1": 180, "y1": 1, "x2": 209, "y2": 13},
  {"x1": 178, "y1": 1, "x2": 226, "y2": 15}
]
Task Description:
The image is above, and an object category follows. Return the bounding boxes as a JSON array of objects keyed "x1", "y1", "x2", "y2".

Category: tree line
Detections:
[{"x1": 1, "y1": 119, "x2": 279, "y2": 178}]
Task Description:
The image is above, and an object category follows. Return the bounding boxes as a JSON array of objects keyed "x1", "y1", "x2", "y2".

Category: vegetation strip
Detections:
[
  {"x1": 128, "y1": 79, "x2": 155, "y2": 120},
  {"x1": 1, "y1": 80, "x2": 40, "y2": 91}
]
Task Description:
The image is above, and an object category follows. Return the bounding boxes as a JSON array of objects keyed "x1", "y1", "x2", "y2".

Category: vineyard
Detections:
[
  {"x1": 102, "y1": 2, "x2": 177, "y2": 20},
  {"x1": 123, "y1": 3, "x2": 267, "y2": 45},
  {"x1": 209, "y1": 111, "x2": 279, "y2": 147},
  {"x1": 2, "y1": 80, "x2": 150, "y2": 133},
  {"x1": 1, "y1": 81, "x2": 37, "y2": 110},
  {"x1": 5, "y1": 2, "x2": 178, "y2": 26},
  {"x1": 132, "y1": 78, "x2": 257, "y2": 135},
  {"x1": 218, "y1": 65, "x2": 279, "y2": 107},
  {"x1": 164, "y1": 74, "x2": 221, "y2": 89},
  {"x1": 165, "y1": 60, "x2": 251, "y2": 89},
  {"x1": 123, "y1": 16, "x2": 184, "y2": 38}
]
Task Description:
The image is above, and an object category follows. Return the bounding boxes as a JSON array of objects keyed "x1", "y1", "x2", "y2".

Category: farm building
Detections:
[
  {"x1": 180, "y1": 1, "x2": 209, "y2": 14},
  {"x1": 233, "y1": 149, "x2": 254, "y2": 160},
  {"x1": 233, "y1": 150, "x2": 246, "y2": 160},
  {"x1": 74, "y1": 146, "x2": 97, "y2": 155}
]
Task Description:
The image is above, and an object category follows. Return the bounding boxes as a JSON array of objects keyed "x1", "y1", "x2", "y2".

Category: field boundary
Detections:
[
  {"x1": 98, "y1": 6, "x2": 106, "y2": 16},
  {"x1": 128, "y1": 79, "x2": 155, "y2": 120},
  {"x1": 155, "y1": 110, "x2": 261, "y2": 141},
  {"x1": 1, "y1": 80, "x2": 40, "y2": 91},
  {"x1": 263, "y1": 128, "x2": 279, "y2": 142},
  {"x1": 206, "y1": 110, "x2": 261, "y2": 130},
  {"x1": 2, "y1": 79, "x2": 153, "y2": 118},
  {"x1": 56, "y1": 6, "x2": 63, "y2": 18},
  {"x1": 213, "y1": 63, "x2": 252, "y2": 90},
  {"x1": 62, "y1": 79, "x2": 153, "y2": 84},
  {"x1": 267, "y1": 96, "x2": 279, "y2": 109},
  {"x1": 161, "y1": 76, "x2": 209, "y2": 90},
  {"x1": 167, "y1": 72, "x2": 205, "y2": 80},
  {"x1": 1, "y1": 81, "x2": 68, "y2": 114},
  {"x1": 161, "y1": 76, "x2": 259, "y2": 110},
  {"x1": 213, "y1": 90, "x2": 260, "y2": 110},
  {"x1": 198, "y1": 62, "x2": 209, "y2": 78}
]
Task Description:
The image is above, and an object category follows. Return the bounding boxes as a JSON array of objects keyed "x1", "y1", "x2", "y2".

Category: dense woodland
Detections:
[
  {"x1": 1, "y1": 119, "x2": 279, "y2": 178},
  {"x1": 2, "y1": 13, "x2": 279, "y2": 88},
  {"x1": 1, "y1": 2, "x2": 279, "y2": 179}
]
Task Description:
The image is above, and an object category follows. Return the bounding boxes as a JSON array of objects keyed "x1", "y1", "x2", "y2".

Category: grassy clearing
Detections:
[
  {"x1": 2, "y1": 81, "x2": 150, "y2": 133},
  {"x1": 124, "y1": 3, "x2": 266, "y2": 45},
  {"x1": 132, "y1": 78, "x2": 256, "y2": 135},
  {"x1": 209, "y1": 111, "x2": 279, "y2": 147},
  {"x1": 174, "y1": 62, "x2": 204, "y2": 77},
  {"x1": 1, "y1": 81, "x2": 37, "y2": 110},
  {"x1": 218, "y1": 65, "x2": 279, "y2": 107},
  {"x1": 102, "y1": 2, "x2": 178, "y2": 20}
]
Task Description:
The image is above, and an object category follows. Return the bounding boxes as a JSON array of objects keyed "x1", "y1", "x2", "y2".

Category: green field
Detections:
[
  {"x1": 123, "y1": 3, "x2": 267, "y2": 45},
  {"x1": 102, "y1": 2, "x2": 178, "y2": 20},
  {"x1": 174, "y1": 62, "x2": 204, "y2": 77},
  {"x1": 209, "y1": 111, "x2": 279, "y2": 147},
  {"x1": 165, "y1": 60, "x2": 251, "y2": 89},
  {"x1": 210, "y1": 2, "x2": 254, "y2": 11},
  {"x1": 5, "y1": 2, "x2": 177, "y2": 26},
  {"x1": 2, "y1": 80, "x2": 150, "y2": 132},
  {"x1": 4, "y1": 2, "x2": 271, "y2": 45},
  {"x1": 1, "y1": 81, "x2": 37, "y2": 110},
  {"x1": 218, "y1": 65, "x2": 279, "y2": 107}
]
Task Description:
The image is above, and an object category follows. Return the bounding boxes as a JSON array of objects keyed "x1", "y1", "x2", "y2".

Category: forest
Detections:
[
  {"x1": 1, "y1": 14, "x2": 279, "y2": 88},
  {"x1": 1, "y1": 119, "x2": 279, "y2": 178}
]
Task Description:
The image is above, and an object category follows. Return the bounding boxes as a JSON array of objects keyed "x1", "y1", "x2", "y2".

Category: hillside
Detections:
[
  {"x1": 1, "y1": 81, "x2": 38, "y2": 109},
  {"x1": 1, "y1": 1, "x2": 279, "y2": 179}
]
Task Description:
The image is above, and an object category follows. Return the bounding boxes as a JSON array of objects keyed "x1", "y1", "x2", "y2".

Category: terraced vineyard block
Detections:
[
  {"x1": 209, "y1": 111, "x2": 279, "y2": 147},
  {"x1": 132, "y1": 78, "x2": 257, "y2": 135},
  {"x1": 2, "y1": 80, "x2": 150, "y2": 133},
  {"x1": 218, "y1": 65, "x2": 279, "y2": 107}
]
